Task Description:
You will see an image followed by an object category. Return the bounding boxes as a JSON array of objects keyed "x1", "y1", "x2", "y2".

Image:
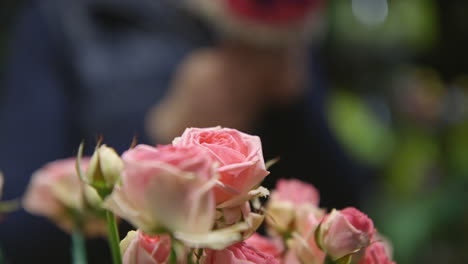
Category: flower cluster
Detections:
[
  {"x1": 18, "y1": 127, "x2": 396, "y2": 264},
  {"x1": 249, "y1": 179, "x2": 396, "y2": 264}
]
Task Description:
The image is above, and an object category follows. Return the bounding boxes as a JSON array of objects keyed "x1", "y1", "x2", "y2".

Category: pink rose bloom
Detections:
[
  {"x1": 174, "y1": 127, "x2": 269, "y2": 206},
  {"x1": 245, "y1": 233, "x2": 283, "y2": 259},
  {"x1": 23, "y1": 158, "x2": 106, "y2": 236},
  {"x1": 358, "y1": 242, "x2": 396, "y2": 264},
  {"x1": 201, "y1": 242, "x2": 279, "y2": 264},
  {"x1": 121, "y1": 230, "x2": 171, "y2": 264},
  {"x1": 273, "y1": 179, "x2": 319, "y2": 206},
  {"x1": 105, "y1": 144, "x2": 216, "y2": 236},
  {"x1": 317, "y1": 207, "x2": 375, "y2": 261}
]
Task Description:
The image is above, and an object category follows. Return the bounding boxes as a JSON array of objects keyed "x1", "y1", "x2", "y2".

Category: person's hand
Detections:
[{"x1": 145, "y1": 43, "x2": 306, "y2": 143}]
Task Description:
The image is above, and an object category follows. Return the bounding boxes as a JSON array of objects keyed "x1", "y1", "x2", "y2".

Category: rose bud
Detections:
[
  {"x1": 87, "y1": 144, "x2": 124, "y2": 198},
  {"x1": 201, "y1": 242, "x2": 279, "y2": 264},
  {"x1": 316, "y1": 207, "x2": 375, "y2": 261},
  {"x1": 120, "y1": 230, "x2": 171, "y2": 264}
]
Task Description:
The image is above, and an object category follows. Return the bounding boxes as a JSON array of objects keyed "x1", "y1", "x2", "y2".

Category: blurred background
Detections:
[{"x1": 1, "y1": 0, "x2": 467, "y2": 263}]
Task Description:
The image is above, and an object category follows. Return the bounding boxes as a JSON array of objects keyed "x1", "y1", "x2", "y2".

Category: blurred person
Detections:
[{"x1": 0, "y1": 0, "x2": 372, "y2": 262}]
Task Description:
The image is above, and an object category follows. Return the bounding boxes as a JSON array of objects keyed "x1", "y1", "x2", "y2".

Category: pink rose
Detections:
[
  {"x1": 317, "y1": 207, "x2": 375, "y2": 261},
  {"x1": 105, "y1": 144, "x2": 216, "y2": 236},
  {"x1": 23, "y1": 158, "x2": 106, "y2": 236},
  {"x1": 273, "y1": 179, "x2": 319, "y2": 206},
  {"x1": 245, "y1": 233, "x2": 283, "y2": 259},
  {"x1": 266, "y1": 179, "x2": 320, "y2": 233},
  {"x1": 121, "y1": 230, "x2": 171, "y2": 264},
  {"x1": 358, "y1": 242, "x2": 396, "y2": 264},
  {"x1": 174, "y1": 127, "x2": 269, "y2": 205},
  {"x1": 201, "y1": 242, "x2": 279, "y2": 264}
]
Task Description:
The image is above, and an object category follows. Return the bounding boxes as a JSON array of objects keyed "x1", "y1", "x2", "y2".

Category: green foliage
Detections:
[{"x1": 327, "y1": 91, "x2": 394, "y2": 166}]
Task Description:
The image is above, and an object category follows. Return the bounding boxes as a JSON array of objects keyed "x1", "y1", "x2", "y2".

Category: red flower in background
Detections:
[{"x1": 227, "y1": 0, "x2": 322, "y2": 24}]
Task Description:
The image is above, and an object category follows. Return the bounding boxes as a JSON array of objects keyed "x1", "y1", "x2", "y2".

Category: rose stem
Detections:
[
  {"x1": 72, "y1": 229, "x2": 87, "y2": 264},
  {"x1": 106, "y1": 210, "x2": 122, "y2": 264}
]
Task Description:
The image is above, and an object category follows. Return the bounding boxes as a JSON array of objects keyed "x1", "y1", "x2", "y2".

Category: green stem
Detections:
[
  {"x1": 106, "y1": 210, "x2": 122, "y2": 264},
  {"x1": 169, "y1": 245, "x2": 177, "y2": 264},
  {"x1": 72, "y1": 230, "x2": 87, "y2": 264}
]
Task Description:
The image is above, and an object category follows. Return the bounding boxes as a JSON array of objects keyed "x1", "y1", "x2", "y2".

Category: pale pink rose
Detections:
[
  {"x1": 174, "y1": 127, "x2": 269, "y2": 205},
  {"x1": 358, "y1": 242, "x2": 396, "y2": 264},
  {"x1": 201, "y1": 242, "x2": 279, "y2": 264},
  {"x1": 105, "y1": 144, "x2": 216, "y2": 236},
  {"x1": 121, "y1": 230, "x2": 172, "y2": 264},
  {"x1": 245, "y1": 233, "x2": 283, "y2": 259},
  {"x1": 266, "y1": 179, "x2": 320, "y2": 233},
  {"x1": 317, "y1": 207, "x2": 375, "y2": 261},
  {"x1": 23, "y1": 158, "x2": 106, "y2": 236},
  {"x1": 273, "y1": 179, "x2": 320, "y2": 206}
]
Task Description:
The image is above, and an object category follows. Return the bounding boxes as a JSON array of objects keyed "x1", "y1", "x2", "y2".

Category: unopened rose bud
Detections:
[
  {"x1": 316, "y1": 207, "x2": 375, "y2": 262},
  {"x1": 87, "y1": 145, "x2": 123, "y2": 197}
]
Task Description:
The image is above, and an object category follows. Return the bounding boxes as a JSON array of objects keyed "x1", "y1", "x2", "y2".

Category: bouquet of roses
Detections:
[{"x1": 4, "y1": 127, "x2": 395, "y2": 264}]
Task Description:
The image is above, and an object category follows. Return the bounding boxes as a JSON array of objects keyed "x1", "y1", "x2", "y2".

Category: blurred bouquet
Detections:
[
  {"x1": 185, "y1": 0, "x2": 325, "y2": 46},
  {"x1": 2, "y1": 127, "x2": 396, "y2": 264}
]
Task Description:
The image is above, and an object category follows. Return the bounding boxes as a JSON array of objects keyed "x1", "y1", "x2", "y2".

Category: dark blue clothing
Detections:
[{"x1": 0, "y1": 0, "x2": 371, "y2": 263}]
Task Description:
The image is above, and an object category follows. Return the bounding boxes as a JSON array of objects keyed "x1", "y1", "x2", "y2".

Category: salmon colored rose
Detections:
[
  {"x1": 358, "y1": 242, "x2": 396, "y2": 264},
  {"x1": 174, "y1": 127, "x2": 269, "y2": 206},
  {"x1": 317, "y1": 207, "x2": 375, "y2": 261},
  {"x1": 23, "y1": 158, "x2": 106, "y2": 236},
  {"x1": 201, "y1": 242, "x2": 279, "y2": 264},
  {"x1": 120, "y1": 230, "x2": 172, "y2": 264},
  {"x1": 245, "y1": 233, "x2": 283, "y2": 260}
]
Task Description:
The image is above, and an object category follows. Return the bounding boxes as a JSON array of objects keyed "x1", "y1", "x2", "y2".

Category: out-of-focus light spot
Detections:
[{"x1": 352, "y1": 0, "x2": 388, "y2": 26}]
